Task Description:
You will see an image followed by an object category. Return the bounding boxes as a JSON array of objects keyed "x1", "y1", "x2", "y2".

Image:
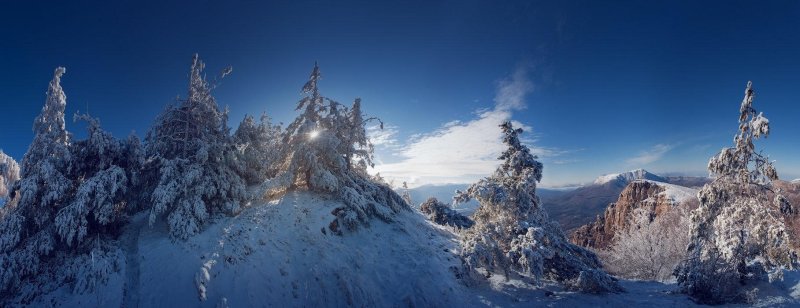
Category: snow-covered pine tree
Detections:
[
  {"x1": 675, "y1": 82, "x2": 797, "y2": 304},
  {"x1": 0, "y1": 68, "x2": 135, "y2": 295},
  {"x1": 0, "y1": 69, "x2": 73, "y2": 294},
  {"x1": 419, "y1": 197, "x2": 473, "y2": 229},
  {"x1": 259, "y1": 63, "x2": 408, "y2": 234},
  {"x1": 455, "y1": 121, "x2": 621, "y2": 293},
  {"x1": 54, "y1": 113, "x2": 141, "y2": 247},
  {"x1": 144, "y1": 54, "x2": 246, "y2": 239},
  {"x1": 233, "y1": 113, "x2": 282, "y2": 185},
  {"x1": 11, "y1": 67, "x2": 73, "y2": 230},
  {"x1": 0, "y1": 151, "x2": 20, "y2": 204}
]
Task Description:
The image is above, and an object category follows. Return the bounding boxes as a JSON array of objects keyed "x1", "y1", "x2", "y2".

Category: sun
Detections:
[{"x1": 308, "y1": 130, "x2": 320, "y2": 139}]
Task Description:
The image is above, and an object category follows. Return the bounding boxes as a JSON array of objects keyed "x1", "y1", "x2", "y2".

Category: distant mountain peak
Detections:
[{"x1": 593, "y1": 169, "x2": 666, "y2": 185}]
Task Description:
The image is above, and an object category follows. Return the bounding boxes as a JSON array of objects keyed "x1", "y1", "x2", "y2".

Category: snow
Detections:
[
  {"x1": 640, "y1": 180, "x2": 698, "y2": 204},
  {"x1": 99, "y1": 191, "x2": 468, "y2": 307},
  {"x1": 593, "y1": 169, "x2": 665, "y2": 185},
  {"x1": 7, "y1": 190, "x2": 800, "y2": 306}
]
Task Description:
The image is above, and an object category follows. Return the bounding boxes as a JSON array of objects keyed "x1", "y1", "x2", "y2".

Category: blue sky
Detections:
[{"x1": 1, "y1": 1, "x2": 799, "y2": 187}]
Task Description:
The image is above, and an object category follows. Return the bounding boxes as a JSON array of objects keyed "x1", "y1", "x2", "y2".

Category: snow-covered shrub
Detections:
[
  {"x1": 675, "y1": 82, "x2": 797, "y2": 304},
  {"x1": 401, "y1": 181, "x2": 412, "y2": 206},
  {"x1": 455, "y1": 121, "x2": 621, "y2": 293},
  {"x1": 143, "y1": 54, "x2": 247, "y2": 239},
  {"x1": 419, "y1": 197, "x2": 473, "y2": 229},
  {"x1": 0, "y1": 151, "x2": 20, "y2": 203},
  {"x1": 233, "y1": 113, "x2": 282, "y2": 184},
  {"x1": 600, "y1": 207, "x2": 691, "y2": 282},
  {"x1": 260, "y1": 63, "x2": 408, "y2": 234}
]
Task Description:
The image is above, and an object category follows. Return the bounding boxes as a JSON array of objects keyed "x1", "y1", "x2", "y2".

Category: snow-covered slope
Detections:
[
  {"x1": 136, "y1": 191, "x2": 468, "y2": 307},
  {"x1": 15, "y1": 191, "x2": 468, "y2": 307},
  {"x1": 594, "y1": 169, "x2": 666, "y2": 185},
  {"x1": 10, "y1": 190, "x2": 800, "y2": 307},
  {"x1": 643, "y1": 180, "x2": 698, "y2": 204}
]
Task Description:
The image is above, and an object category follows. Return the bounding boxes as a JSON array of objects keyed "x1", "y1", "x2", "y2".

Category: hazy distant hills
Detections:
[{"x1": 404, "y1": 184, "x2": 567, "y2": 215}]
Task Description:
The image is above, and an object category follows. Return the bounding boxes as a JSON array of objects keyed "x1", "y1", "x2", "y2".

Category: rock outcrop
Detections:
[
  {"x1": 570, "y1": 180, "x2": 697, "y2": 250},
  {"x1": 543, "y1": 169, "x2": 707, "y2": 232}
]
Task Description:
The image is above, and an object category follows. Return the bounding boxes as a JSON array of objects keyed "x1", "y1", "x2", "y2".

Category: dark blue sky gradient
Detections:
[{"x1": 1, "y1": 1, "x2": 799, "y2": 185}]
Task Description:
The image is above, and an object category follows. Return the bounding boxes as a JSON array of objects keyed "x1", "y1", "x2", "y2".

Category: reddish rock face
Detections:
[
  {"x1": 570, "y1": 181, "x2": 679, "y2": 249},
  {"x1": 775, "y1": 181, "x2": 800, "y2": 248}
]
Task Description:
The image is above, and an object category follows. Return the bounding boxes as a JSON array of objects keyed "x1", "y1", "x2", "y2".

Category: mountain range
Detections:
[{"x1": 406, "y1": 169, "x2": 710, "y2": 232}]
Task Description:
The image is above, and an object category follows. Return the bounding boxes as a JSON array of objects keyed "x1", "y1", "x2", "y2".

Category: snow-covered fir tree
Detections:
[
  {"x1": 675, "y1": 82, "x2": 797, "y2": 304},
  {"x1": 260, "y1": 63, "x2": 408, "y2": 234},
  {"x1": 0, "y1": 69, "x2": 73, "y2": 294},
  {"x1": 419, "y1": 197, "x2": 473, "y2": 229},
  {"x1": 55, "y1": 113, "x2": 142, "y2": 247},
  {"x1": 11, "y1": 67, "x2": 72, "y2": 229},
  {"x1": 233, "y1": 113, "x2": 282, "y2": 185},
  {"x1": 144, "y1": 54, "x2": 246, "y2": 239},
  {"x1": 0, "y1": 68, "x2": 136, "y2": 296},
  {"x1": 455, "y1": 121, "x2": 621, "y2": 293},
  {"x1": 0, "y1": 151, "x2": 20, "y2": 204}
]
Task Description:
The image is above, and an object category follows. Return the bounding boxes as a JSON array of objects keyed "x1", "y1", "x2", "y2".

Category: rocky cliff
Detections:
[{"x1": 570, "y1": 180, "x2": 697, "y2": 250}]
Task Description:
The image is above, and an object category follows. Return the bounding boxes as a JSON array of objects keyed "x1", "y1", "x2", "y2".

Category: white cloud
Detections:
[
  {"x1": 372, "y1": 65, "x2": 567, "y2": 187},
  {"x1": 495, "y1": 67, "x2": 534, "y2": 111},
  {"x1": 626, "y1": 144, "x2": 673, "y2": 166},
  {"x1": 367, "y1": 124, "x2": 399, "y2": 148}
]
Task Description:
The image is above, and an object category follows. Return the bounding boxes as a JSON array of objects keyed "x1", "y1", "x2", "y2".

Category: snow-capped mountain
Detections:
[
  {"x1": 792, "y1": 179, "x2": 800, "y2": 184},
  {"x1": 593, "y1": 169, "x2": 667, "y2": 186},
  {"x1": 543, "y1": 169, "x2": 708, "y2": 231},
  {"x1": 571, "y1": 180, "x2": 698, "y2": 249}
]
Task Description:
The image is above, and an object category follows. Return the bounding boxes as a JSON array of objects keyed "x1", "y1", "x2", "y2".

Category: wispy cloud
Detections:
[
  {"x1": 372, "y1": 65, "x2": 570, "y2": 187},
  {"x1": 367, "y1": 124, "x2": 399, "y2": 148},
  {"x1": 626, "y1": 144, "x2": 673, "y2": 166}
]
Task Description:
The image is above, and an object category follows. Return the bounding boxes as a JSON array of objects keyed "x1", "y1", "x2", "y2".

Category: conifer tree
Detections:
[
  {"x1": 260, "y1": 63, "x2": 407, "y2": 234},
  {"x1": 456, "y1": 121, "x2": 621, "y2": 293},
  {"x1": 144, "y1": 54, "x2": 246, "y2": 239},
  {"x1": 0, "y1": 151, "x2": 19, "y2": 204},
  {"x1": 233, "y1": 113, "x2": 282, "y2": 184},
  {"x1": 675, "y1": 82, "x2": 796, "y2": 304},
  {"x1": 0, "y1": 68, "x2": 134, "y2": 294}
]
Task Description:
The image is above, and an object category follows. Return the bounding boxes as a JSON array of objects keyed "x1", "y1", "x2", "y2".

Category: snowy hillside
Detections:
[
  {"x1": 13, "y1": 191, "x2": 469, "y2": 307},
  {"x1": 642, "y1": 180, "x2": 698, "y2": 204},
  {"x1": 12, "y1": 190, "x2": 800, "y2": 307}
]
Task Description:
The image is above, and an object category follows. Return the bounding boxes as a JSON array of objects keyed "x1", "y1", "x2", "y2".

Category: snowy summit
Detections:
[{"x1": 593, "y1": 169, "x2": 666, "y2": 185}]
